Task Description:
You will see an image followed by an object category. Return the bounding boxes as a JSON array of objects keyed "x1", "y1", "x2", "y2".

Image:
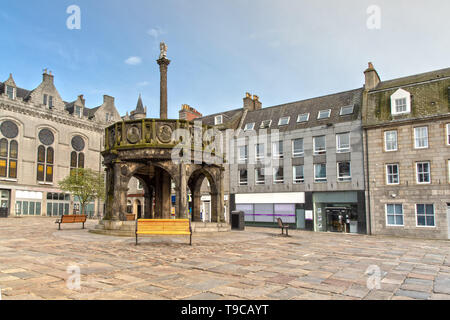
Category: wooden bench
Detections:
[
  {"x1": 136, "y1": 219, "x2": 192, "y2": 245},
  {"x1": 126, "y1": 214, "x2": 136, "y2": 221},
  {"x1": 55, "y1": 215, "x2": 87, "y2": 230},
  {"x1": 277, "y1": 217, "x2": 290, "y2": 236}
]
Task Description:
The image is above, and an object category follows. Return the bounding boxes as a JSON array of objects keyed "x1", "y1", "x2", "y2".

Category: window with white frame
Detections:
[
  {"x1": 214, "y1": 115, "x2": 223, "y2": 125},
  {"x1": 273, "y1": 167, "x2": 284, "y2": 184},
  {"x1": 244, "y1": 123, "x2": 255, "y2": 131},
  {"x1": 314, "y1": 163, "x2": 327, "y2": 182},
  {"x1": 238, "y1": 145, "x2": 248, "y2": 162},
  {"x1": 297, "y1": 113, "x2": 310, "y2": 123},
  {"x1": 416, "y1": 162, "x2": 431, "y2": 184},
  {"x1": 278, "y1": 117, "x2": 290, "y2": 126},
  {"x1": 416, "y1": 204, "x2": 435, "y2": 227},
  {"x1": 255, "y1": 144, "x2": 265, "y2": 161},
  {"x1": 386, "y1": 204, "x2": 404, "y2": 226},
  {"x1": 414, "y1": 127, "x2": 428, "y2": 149},
  {"x1": 293, "y1": 165, "x2": 304, "y2": 184},
  {"x1": 318, "y1": 109, "x2": 331, "y2": 119},
  {"x1": 447, "y1": 124, "x2": 450, "y2": 145},
  {"x1": 336, "y1": 132, "x2": 350, "y2": 153},
  {"x1": 337, "y1": 162, "x2": 351, "y2": 182},
  {"x1": 390, "y1": 88, "x2": 411, "y2": 115},
  {"x1": 255, "y1": 168, "x2": 265, "y2": 185},
  {"x1": 137, "y1": 180, "x2": 143, "y2": 190},
  {"x1": 273, "y1": 141, "x2": 284, "y2": 159},
  {"x1": 292, "y1": 138, "x2": 304, "y2": 157},
  {"x1": 260, "y1": 120, "x2": 271, "y2": 129},
  {"x1": 340, "y1": 105, "x2": 354, "y2": 116},
  {"x1": 313, "y1": 136, "x2": 326, "y2": 155},
  {"x1": 384, "y1": 130, "x2": 398, "y2": 151},
  {"x1": 386, "y1": 164, "x2": 399, "y2": 185},
  {"x1": 239, "y1": 169, "x2": 248, "y2": 186}
]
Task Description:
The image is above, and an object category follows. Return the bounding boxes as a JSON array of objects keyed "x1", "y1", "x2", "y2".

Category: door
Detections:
[
  {"x1": 0, "y1": 190, "x2": 10, "y2": 217},
  {"x1": 296, "y1": 209, "x2": 305, "y2": 229}
]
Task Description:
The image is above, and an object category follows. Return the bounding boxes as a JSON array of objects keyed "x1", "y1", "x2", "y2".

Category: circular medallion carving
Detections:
[
  {"x1": 158, "y1": 124, "x2": 173, "y2": 143},
  {"x1": 71, "y1": 135, "x2": 85, "y2": 151},
  {"x1": 38, "y1": 129, "x2": 54, "y2": 146},
  {"x1": 0, "y1": 121, "x2": 19, "y2": 139},
  {"x1": 127, "y1": 126, "x2": 141, "y2": 144}
]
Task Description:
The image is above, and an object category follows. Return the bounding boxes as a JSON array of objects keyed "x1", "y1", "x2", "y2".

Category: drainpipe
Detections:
[{"x1": 363, "y1": 127, "x2": 372, "y2": 235}]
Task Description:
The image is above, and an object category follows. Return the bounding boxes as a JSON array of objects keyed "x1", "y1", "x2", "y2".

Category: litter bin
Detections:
[
  {"x1": 231, "y1": 211, "x2": 245, "y2": 231},
  {"x1": 0, "y1": 207, "x2": 7, "y2": 218}
]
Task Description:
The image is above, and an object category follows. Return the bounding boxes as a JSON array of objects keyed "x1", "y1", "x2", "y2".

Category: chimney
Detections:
[
  {"x1": 364, "y1": 62, "x2": 380, "y2": 91},
  {"x1": 78, "y1": 94, "x2": 85, "y2": 107},
  {"x1": 253, "y1": 95, "x2": 262, "y2": 110},
  {"x1": 103, "y1": 95, "x2": 115, "y2": 105},
  {"x1": 179, "y1": 104, "x2": 202, "y2": 121},
  {"x1": 42, "y1": 70, "x2": 54, "y2": 84},
  {"x1": 243, "y1": 92, "x2": 255, "y2": 111}
]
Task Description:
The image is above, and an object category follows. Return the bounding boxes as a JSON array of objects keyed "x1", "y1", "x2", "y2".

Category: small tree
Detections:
[{"x1": 59, "y1": 168, "x2": 105, "y2": 216}]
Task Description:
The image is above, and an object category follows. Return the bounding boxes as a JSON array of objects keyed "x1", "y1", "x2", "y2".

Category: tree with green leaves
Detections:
[{"x1": 59, "y1": 168, "x2": 105, "y2": 216}]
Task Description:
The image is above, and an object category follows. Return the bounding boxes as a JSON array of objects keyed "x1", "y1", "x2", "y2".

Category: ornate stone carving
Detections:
[
  {"x1": 126, "y1": 125, "x2": 141, "y2": 144},
  {"x1": 108, "y1": 128, "x2": 116, "y2": 147},
  {"x1": 157, "y1": 124, "x2": 173, "y2": 143}
]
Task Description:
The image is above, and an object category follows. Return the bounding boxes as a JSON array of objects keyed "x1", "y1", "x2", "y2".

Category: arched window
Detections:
[
  {"x1": 37, "y1": 129, "x2": 55, "y2": 183},
  {"x1": 70, "y1": 136, "x2": 85, "y2": 174},
  {"x1": 0, "y1": 121, "x2": 19, "y2": 179}
]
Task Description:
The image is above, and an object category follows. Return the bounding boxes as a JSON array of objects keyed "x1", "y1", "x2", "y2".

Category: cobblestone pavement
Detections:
[{"x1": 0, "y1": 217, "x2": 449, "y2": 300}]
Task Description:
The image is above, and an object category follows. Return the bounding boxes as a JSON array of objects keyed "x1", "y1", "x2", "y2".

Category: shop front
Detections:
[
  {"x1": 235, "y1": 192, "x2": 305, "y2": 227},
  {"x1": 312, "y1": 191, "x2": 366, "y2": 234}
]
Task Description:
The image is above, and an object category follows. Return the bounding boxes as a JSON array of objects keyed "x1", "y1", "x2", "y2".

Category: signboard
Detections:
[{"x1": 305, "y1": 210, "x2": 313, "y2": 220}]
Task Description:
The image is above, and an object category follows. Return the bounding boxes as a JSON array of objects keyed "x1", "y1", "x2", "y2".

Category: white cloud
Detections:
[
  {"x1": 137, "y1": 81, "x2": 150, "y2": 87},
  {"x1": 147, "y1": 27, "x2": 166, "y2": 39},
  {"x1": 125, "y1": 56, "x2": 142, "y2": 65}
]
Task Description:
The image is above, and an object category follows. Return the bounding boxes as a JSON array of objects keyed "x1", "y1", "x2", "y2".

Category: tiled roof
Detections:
[
  {"x1": 242, "y1": 88, "x2": 363, "y2": 132},
  {"x1": 372, "y1": 67, "x2": 450, "y2": 91}
]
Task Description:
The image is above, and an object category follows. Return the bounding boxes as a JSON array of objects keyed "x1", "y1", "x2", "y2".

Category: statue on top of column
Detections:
[{"x1": 159, "y1": 42, "x2": 168, "y2": 59}]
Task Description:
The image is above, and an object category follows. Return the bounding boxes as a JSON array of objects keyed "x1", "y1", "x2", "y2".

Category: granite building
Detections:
[
  {"x1": 186, "y1": 89, "x2": 367, "y2": 234},
  {"x1": 362, "y1": 64, "x2": 450, "y2": 239},
  {"x1": 0, "y1": 71, "x2": 121, "y2": 218}
]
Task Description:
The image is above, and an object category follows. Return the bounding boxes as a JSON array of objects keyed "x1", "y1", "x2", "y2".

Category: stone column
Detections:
[
  {"x1": 192, "y1": 192, "x2": 201, "y2": 222},
  {"x1": 112, "y1": 163, "x2": 128, "y2": 221},
  {"x1": 161, "y1": 170, "x2": 171, "y2": 218},
  {"x1": 157, "y1": 57, "x2": 171, "y2": 119},
  {"x1": 176, "y1": 163, "x2": 188, "y2": 219}
]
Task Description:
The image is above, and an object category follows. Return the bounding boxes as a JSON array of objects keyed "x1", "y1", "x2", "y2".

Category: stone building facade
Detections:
[
  {"x1": 362, "y1": 64, "x2": 450, "y2": 239},
  {"x1": 187, "y1": 90, "x2": 367, "y2": 234},
  {"x1": 0, "y1": 71, "x2": 121, "y2": 218}
]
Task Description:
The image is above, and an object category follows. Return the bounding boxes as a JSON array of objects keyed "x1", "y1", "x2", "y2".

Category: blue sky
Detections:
[{"x1": 1, "y1": 0, "x2": 449, "y2": 118}]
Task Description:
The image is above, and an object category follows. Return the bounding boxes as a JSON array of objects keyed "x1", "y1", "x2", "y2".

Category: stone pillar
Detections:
[
  {"x1": 176, "y1": 163, "x2": 188, "y2": 219},
  {"x1": 192, "y1": 192, "x2": 201, "y2": 222},
  {"x1": 154, "y1": 169, "x2": 163, "y2": 218},
  {"x1": 157, "y1": 57, "x2": 171, "y2": 119},
  {"x1": 103, "y1": 166, "x2": 115, "y2": 221},
  {"x1": 112, "y1": 163, "x2": 128, "y2": 221},
  {"x1": 144, "y1": 192, "x2": 152, "y2": 219},
  {"x1": 161, "y1": 170, "x2": 171, "y2": 218}
]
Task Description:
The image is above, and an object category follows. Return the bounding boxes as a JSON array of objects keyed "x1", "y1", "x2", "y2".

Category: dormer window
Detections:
[
  {"x1": 340, "y1": 105, "x2": 354, "y2": 116},
  {"x1": 391, "y1": 88, "x2": 411, "y2": 115},
  {"x1": 260, "y1": 120, "x2": 272, "y2": 129},
  {"x1": 6, "y1": 86, "x2": 14, "y2": 99},
  {"x1": 278, "y1": 117, "x2": 290, "y2": 126},
  {"x1": 214, "y1": 115, "x2": 223, "y2": 125},
  {"x1": 318, "y1": 109, "x2": 331, "y2": 119},
  {"x1": 297, "y1": 113, "x2": 310, "y2": 123},
  {"x1": 244, "y1": 123, "x2": 255, "y2": 131},
  {"x1": 75, "y1": 106, "x2": 82, "y2": 118}
]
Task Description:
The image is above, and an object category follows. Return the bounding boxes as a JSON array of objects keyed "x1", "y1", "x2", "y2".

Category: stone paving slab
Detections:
[{"x1": 0, "y1": 217, "x2": 449, "y2": 300}]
